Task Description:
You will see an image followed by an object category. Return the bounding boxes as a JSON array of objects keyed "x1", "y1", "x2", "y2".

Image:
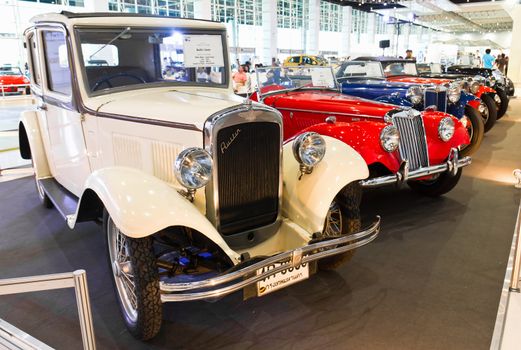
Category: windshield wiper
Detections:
[{"x1": 89, "y1": 27, "x2": 131, "y2": 61}]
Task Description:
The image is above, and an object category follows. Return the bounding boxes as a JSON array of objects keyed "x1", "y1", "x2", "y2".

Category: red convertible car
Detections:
[
  {"x1": 252, "y1": 67, "x2": 471, "y2": 196},
  {"x1": 355, "y1": 57, "x2": 498, "y2": 132},
  {"x1": 0, "y1": 66, "x2": 30, "y2": 95}
]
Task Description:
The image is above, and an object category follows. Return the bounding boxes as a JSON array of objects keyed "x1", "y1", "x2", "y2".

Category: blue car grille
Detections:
[
  {"x1": 392, "y1": 113, "x2": 430, "y2": 171},
  {"x1": 424, "y1": 88, "x2": 447, "y2": 113}
]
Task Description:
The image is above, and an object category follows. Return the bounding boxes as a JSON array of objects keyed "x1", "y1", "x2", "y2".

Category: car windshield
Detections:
[
  {"x1": 76, "y1": 27, "x2": 228, "y2": 95},
  {"x1": 254, "y1": 66, "x2": 337, "y2": 98},
  {"x1": 0, "y1": 67, "x2": 22, "y2": 76},
  {"x1": 382, "y1": 62, "x2": 418, "y2": 76},
  {"x1": 336, "y1": 61, "x2": 384, "y2": 79},
  {"x1": 429, "y1": 63, "x2": 443, "y2": 74}
]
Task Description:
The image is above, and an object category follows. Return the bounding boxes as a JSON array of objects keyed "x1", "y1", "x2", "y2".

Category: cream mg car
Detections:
[{"x1": 19, "y1": 12, "x2": 380, "y2": 340}]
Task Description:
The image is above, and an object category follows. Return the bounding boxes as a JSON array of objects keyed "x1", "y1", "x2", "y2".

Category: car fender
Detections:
[
  {"x1": 71, "y1": 167, "x2": 241, "y2": 263},
  {"x1": 282, "y1": 135, "x2": 369, "y2": 234},
  {"x1": 448, "y1": 91, "x2": 479, "y2": 119},
  {"x1": 374, "y1": 95, "x2": 413, "y2": 107},
  {"x1": 300, "y1": 121, "x2": 401, "y2": 172},
  {"x1": 475, "y1": 85, "x2": 496, "y2": 98},
  {"x1": 18, "y1": 110, "x2": 51, "y2": 179}
]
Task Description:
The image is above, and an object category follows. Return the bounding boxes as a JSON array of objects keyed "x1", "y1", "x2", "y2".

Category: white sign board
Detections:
[
  {"x1": 183, "y1": 35, "x2": 224, "y2": 68},
  {"x1": 310, "y1": 68, "x2": 335, "y2": 88}
]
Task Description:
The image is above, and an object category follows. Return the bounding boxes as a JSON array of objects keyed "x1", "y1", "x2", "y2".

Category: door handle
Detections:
[{"x1": 37, "y1": 102, "x2": 47, "y2": 111}]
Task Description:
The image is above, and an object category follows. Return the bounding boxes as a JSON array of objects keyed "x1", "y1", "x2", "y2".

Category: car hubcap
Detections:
[
  {"x1": 479, "y1": 102, "x2": 489, "y2": 123},
  {"x1": 323, "y1": 201, "x2": 343, "y2": 237},
  {"x1": 107, "y1": 218, "x2": 138, "y2": 322}
]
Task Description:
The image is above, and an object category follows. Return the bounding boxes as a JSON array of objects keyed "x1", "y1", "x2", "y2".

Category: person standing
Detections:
[
  {"x1": 496, "y1": 53, "x2": 506, "y2": 74},
  {"x1": 482, "y1": 49, "x2": 495, "y2": 69},
  {"x1": 405, "y1": 49, "x2": 415, "y2": 60},
  {"x1": 505, "y1": 56, "x2": 509, "y2": 75}
]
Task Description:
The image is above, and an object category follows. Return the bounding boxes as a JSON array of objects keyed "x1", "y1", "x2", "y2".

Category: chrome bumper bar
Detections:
[
  {"x1": 159, "y1": 217, "x2": 380, "y2": 302},
  {"x1": 360, "y1": 148, "x2": 471, "y2": 188}
]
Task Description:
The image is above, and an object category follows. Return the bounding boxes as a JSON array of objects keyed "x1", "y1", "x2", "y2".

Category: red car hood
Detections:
[
  {"x1": 0, "y1": 75, "x2": 28, "y2": 85},
  {"x1": 263, "y1": 90, "x2": 398, "y2": 118},
  {"x1": 386, "y1": 76, "x2": 451, "y2": 85}
]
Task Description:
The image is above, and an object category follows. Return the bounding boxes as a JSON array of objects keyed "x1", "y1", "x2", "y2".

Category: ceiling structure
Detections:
[{"x1": 328, "y1": 0, "x2": 514, "y2": 34}]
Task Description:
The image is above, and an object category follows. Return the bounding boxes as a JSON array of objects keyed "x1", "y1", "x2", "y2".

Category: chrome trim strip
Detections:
[
  {"x1": 273, "y1": 107, "x2": 384, "y2": 120},
  {"x1": 159, "y1": 217, "x2": 380, "y2": 302},
  {"x1": 360, "y1": 149, "x2": 471, "y2": 188}
]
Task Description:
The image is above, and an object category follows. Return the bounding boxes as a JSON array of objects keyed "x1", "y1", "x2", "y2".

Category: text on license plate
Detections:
[{"x1": 257, "y1": 262, "x2": 309, "y2": 296}]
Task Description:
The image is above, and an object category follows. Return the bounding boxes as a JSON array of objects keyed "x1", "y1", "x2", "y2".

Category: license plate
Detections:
[{"x1": 257, "y1": 262, "x2": 309, "y2": 296}]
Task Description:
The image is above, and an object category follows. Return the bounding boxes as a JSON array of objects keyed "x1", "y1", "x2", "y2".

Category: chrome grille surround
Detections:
[
  {"x1": 203, "y1": 103, "x2": 284, "y2": 248},
  {"x1": 423, "y1": 85, "x2": 447, "y2": 113},
  {"x1": 392, "y1": 109, "x2": 430, "y2": 171}
]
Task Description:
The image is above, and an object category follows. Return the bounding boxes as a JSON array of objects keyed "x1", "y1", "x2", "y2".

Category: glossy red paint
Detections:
[
  {"x1": 468, "y1": 100, "x2": 480, "y2": 109},
  {"x1": 474, "y1": 85, "x2": 496, "y2": 99},
  {"x1": 386, "y1": 76, "x2": 451, "y2": 85},
  {"x1": 0, "y1": 73, "x2": 29, "y2": 93},
  {"x1": 261, "y1": 89, "x2": 469, "y2": 174}
]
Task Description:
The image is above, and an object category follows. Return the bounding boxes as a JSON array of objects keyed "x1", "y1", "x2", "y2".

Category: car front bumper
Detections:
[
  {"x1": 159, "y1": 217, "x2": 380, "y2": 302},
  {"x1": 359, "y1": 148, "x2": 471, "y2": 188}
]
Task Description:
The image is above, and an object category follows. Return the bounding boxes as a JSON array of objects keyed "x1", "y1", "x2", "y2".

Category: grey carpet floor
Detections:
[{"x1": 0, "y1": 100, "x2": 520, "y2": 350}]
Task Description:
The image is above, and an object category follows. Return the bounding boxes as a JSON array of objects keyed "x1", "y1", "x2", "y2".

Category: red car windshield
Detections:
[{"x1": 0, "y1": 67, "x2": 22, "y2": 76}]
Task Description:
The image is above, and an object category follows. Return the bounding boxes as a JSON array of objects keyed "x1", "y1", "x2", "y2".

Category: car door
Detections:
[{"x1": 37, "y1": 26, "x2": 91, "y2": 197}]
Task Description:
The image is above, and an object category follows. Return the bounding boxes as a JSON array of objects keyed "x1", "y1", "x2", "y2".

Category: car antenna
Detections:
[{"x1": 89, "y1": 27, "x2": 131, "y2": 61}]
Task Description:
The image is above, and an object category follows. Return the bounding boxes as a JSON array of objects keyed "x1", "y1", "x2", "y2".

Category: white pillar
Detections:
[
  {"x1": 367, "y1": 12, "x2": 376, "y2": 52},
  {"x1": 306, "y1": 0, "x2": 320, "y2": 55},
  {"x1": 508, "y1": 4, "x2": 521, "y2": 84},
  {"x1": 84, "y1": 0, "x2": 109, "y2": 12},
  {"x1": 262, "y1": 0, "x2": 277, "y2": 65},
  {"x1": 194, "y1": 0, "x2": 212, "y2": 20},
  {"x1": 339, "y1": 6, "x2": 352, "y2": 58}
]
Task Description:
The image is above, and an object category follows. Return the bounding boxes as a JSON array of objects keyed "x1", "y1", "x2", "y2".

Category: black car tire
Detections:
[
  {"x1": 318, "y1": 183, "x2": 362, "y2": 271},
  {"x1": 480, "y1": 94, "x2": 497, "y2": 133},
  {"x1": 408, "y1": 169, "x2": 462, "y2": 197},
  {"x1": 459, "y1": 105, "x2": 484, "y2": 157},
  {"x1": 494, "y1": 88, "x2": 509, "y2": 119},
  {"x1": 104, "y1": 211, "x2": 162, "y2": 340}
]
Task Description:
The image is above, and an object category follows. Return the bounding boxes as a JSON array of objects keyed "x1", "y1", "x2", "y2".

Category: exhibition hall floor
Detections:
[{"x1": 0, "y1": 100, "x2": 520, "y2": 349}]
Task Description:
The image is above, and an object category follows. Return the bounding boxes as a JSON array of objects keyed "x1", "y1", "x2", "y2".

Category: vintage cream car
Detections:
[{"x1": 19, "y1": 12, "x2": 380, "y2": 340}]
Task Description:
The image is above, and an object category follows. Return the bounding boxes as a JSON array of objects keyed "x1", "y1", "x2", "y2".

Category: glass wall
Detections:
[
  {"x1": 108, "y1": 0, "x2": 194, "y2": 17},
  {"x1": 211, "y1": 0, "x2": 261, "y2": 25},
  {"x1": 320, "y1": 1, "x2": 342, "y2": 32},
  {"x1": 277, "y1": 0, "x2": 305, "y2": 29},
  {"x1": 18, "y1": 0, "x2": 85, "y2": 6}
]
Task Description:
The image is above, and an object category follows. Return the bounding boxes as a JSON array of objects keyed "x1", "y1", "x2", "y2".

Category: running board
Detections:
[{"x1": 39, "y1": 178, "x2": 79, "y2": 220}]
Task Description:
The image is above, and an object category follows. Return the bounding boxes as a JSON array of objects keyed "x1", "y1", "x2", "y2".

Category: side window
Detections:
[
  {"x1": 302, "y1": 57, "x2": 312, "y2": 65},
  {"x1": 42, "y1": 30, "x2": 72, "y2": 95},
  {"x1": 27, "y1": 34, "x2": 42, "y2": 86},
  {"x1": 289, "y1": 56, "x2": 300, "y2": 64}
]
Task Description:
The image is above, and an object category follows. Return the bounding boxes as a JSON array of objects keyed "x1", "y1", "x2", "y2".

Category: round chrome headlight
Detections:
[
  {"x1": 492, "y1": 70, "x2": 505, "y2": 85},
  {"x1": 174, "y1": 148, "x2": 213, "y2": 189},
  {"x1": 438, "y1": 117, "x2": 455, "y2": 142},
  {"x1": 293, "y1": 132, "x2": 326, "y2": 168},
  {"x1": 470, "y1": 81, "x2": 481, "y2": 94},
  {"x1": 406, "y1": 86, "x2": 423, "y2": 105},
  {"x1": 380, "y1": 125, "x2": 400, "y2": 152},
  {"x1": 448, "y1": 83, "x2": 461, "y2": 103}
]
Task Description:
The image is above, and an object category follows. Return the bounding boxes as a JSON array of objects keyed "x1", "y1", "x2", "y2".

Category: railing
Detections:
[
  {"x1": 0, "y1": 83, "x2": 30, "y2": 98},
  {"x1": 0, "y1": 270, "x2": 96, "y2": 350}
]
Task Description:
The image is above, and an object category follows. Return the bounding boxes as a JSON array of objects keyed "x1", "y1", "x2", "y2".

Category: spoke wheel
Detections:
[
  {"x1": 479, "y1": 102, "x2": 489, "y2": 124},
  {"x1": 317, "y1": 183, "x2": 361, "y2": 271},
  {"x1": 479, "y1": 94, "x2": 498, "y2": 133},
  {"x1": 104, "y1": 212, "x2": 162, "y2": 340},
  {"x1": 458, "y1": 105, "x2": 484, "y2": 157},
  {"x1": 108, "y1": 219, "x2": 138, "y2": 323}
]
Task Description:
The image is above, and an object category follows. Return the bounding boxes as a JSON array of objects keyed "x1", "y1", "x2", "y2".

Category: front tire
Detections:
[
  {"x1": 408, "y1": 169, "x2": 462, "y2": 197},
  {"x1": 317, "y1": 183, "x2": 362, "y2": 271},
  {"x1": 104, "y1": 212, "x2": 162, "y2": 340},
  {"x1": 494, "y1": 89, "x2": 508, "y2": 119},
  {"x1": 459, "y1": 105, "x2": 484, "y2": 157},
  {"x1": 479, "y1": 94, "x2": 497, "y2": 133}
]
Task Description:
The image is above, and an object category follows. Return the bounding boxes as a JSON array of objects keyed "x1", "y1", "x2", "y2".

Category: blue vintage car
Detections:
[{"x1": 335, "y1": 60, "x2": 483, "y2": 156}]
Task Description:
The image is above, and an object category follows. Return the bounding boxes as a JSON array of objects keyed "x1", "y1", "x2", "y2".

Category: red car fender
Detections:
[
  {"x1": 294, "y1": 121, "x2": 402, "y2": 173},
  {"x1": 474, "y1": 85, "x2": 496, "y2": 98},
  {"x1": 420, "y1": 111, "x2": 470, "y2": 164},
  {"x1": 467, "y1": 100, "x2": 480, "y2": 109}
]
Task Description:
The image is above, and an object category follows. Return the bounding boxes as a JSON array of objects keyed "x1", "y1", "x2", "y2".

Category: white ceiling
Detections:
[{"x1": 373, "y1": 0, "x2": 514, "y2": 33}]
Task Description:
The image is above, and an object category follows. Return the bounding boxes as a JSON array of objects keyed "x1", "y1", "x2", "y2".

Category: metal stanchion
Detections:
[
  {"x1": 73, "y1": 270, "x2": 97, "y2": 350},
  {"x1": 0, "y1": 270, "x2": 97, "y2": 350}
]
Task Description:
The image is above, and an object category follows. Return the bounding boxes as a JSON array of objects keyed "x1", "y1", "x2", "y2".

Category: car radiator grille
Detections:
[
  {"x1": 392, "y1": 114, "x2": 429, "y2": 171},
  {"x1": 215, "y1": 122, "x2": 280, "y2": 236},
  {"x1": 424, "y1": 88, "x2": 447, "y2": 113}
]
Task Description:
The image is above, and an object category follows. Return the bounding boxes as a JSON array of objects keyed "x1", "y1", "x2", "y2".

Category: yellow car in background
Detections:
[{"x1": 283, "y1": 55, "x2": 328, "y2": 67}]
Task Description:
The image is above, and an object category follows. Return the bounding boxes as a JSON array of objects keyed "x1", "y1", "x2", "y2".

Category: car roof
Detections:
[{"x1": 30, "y1": 11, "x2": 226, "y2": 30}]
